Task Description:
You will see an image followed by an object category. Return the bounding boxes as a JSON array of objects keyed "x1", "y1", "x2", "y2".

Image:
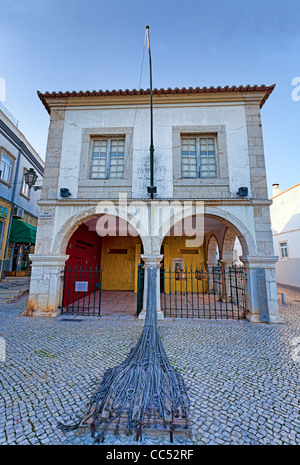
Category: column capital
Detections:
[
  {"x1": 240, "y1": 255, "x2": 278, "y2": 268},
  {"x1": 141, "y1": 254, "x2": 163, "y2": 268},
  {"x1": 29, "y1": 254, "x2": 69, "y2": 267},
  {"x1": 206, "y1": 260, "x2": 218, "y2": 267},
  {"x1": 220, "y1": 259, "x2": 233, "y2": 268}
]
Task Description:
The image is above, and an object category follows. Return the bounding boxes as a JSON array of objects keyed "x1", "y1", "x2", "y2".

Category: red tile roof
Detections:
[{"x1": 38, "y1": 84, "x2": 275, "y2": 114}]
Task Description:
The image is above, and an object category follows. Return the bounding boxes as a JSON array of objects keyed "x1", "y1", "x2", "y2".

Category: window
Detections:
[
  {"x1": 181, "y1": 136, "x2": 217, "y2": 178},
  {"x1": 280, "y1": 242, "x2": 288, "y2": 258},
  {"x1": 0, "y1": 152, "x2": 13, "y2": 183},
  {"x1": 90, "y1": 138, "x2": 125, "y2": 179},
  {"x1": 21, "y1": 170, "x2": 30, "y2": 198}
]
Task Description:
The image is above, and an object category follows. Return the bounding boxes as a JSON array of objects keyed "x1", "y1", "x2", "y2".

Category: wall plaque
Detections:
[
  {"x1": 40, "y1": 211, "x2": 53, "y2": 219},
  {"x1": 257, "y1": 268, "x2": 269, "y2": 323},
  {"x1": 75, "y1": 281, "x2": 88, "y2": 292}
]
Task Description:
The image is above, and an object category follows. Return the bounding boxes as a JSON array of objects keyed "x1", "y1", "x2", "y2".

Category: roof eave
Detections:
[{"x1": 37, "y1": 84, "x2": 276, "y2": 115}]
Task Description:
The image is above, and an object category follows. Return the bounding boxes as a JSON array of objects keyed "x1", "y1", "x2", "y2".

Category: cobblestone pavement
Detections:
[{"x1": 0, "y1": 284, "x2": 299, "y2": 445}]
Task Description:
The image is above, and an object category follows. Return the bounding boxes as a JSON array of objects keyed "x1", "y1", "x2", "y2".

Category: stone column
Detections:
[
  {"x1": 240, "y1": 255, "x2": 283, "y2": 324},
  {"x1": 243, "y1": 93, "x2": 275, "y2": 257},
  {"x1": 139, "y1": 254, "x2": 164, "y2": 320},
  {"x1": 220, "y1": 259, "x2": 234, "y2": 301},
  {"x1": 242, "y1": 92, "x2": 282, "y2": 323},
  {"x1": 24, "y1": 254, "x2": 69, "y2": 317},
  {"x1": 206, "y1": 260, "x2": 218, "y2": 294}
]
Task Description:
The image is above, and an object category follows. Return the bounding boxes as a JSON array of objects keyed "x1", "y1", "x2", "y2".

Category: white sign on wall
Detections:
[
  {"x1": 172, "y1": 258, "x2": 184, "y2": 271},
  {"x1": 75, "y1": 281, "x2": 88, "y2": 292},
  {"x1": 40, "y1": 211, "x2": 53, "y2": 219}
]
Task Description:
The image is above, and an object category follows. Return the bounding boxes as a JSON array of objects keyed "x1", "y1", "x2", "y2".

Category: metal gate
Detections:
[
  {"x1": 161, "y1": 265, "x2": 246, "y2": 319},
  {"x1": 137, "y1": 265, "x2": 246, "y2": 320},
  {"x1": 61, "y1": 265, "x2": 103, "y2": 316},
  {"x1": 136, "y1": 264, "x2": 144, "y2": 316}
]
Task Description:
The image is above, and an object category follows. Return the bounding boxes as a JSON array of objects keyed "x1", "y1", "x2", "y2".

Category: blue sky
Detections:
[{"x1": 1, "y1": 0, "x2": 299, "y2": 197}]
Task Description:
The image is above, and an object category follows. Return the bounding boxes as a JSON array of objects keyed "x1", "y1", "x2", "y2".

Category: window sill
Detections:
[
  {"x1": 20, "y1": 192, "x2": 30, "y2": 201},
  {"x1": 0, "y1": 178, "x2": 12, "y2": 188},
  {"x1": 79, "y1": 179, "x2": 131, "y2": 187},
  {"x1": 174, "y1": 178, "x2": 229, "y2": 186}
]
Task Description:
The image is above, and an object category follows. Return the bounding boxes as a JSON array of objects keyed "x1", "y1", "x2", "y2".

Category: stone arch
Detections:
[
  {"x1": 206, "y1": 234, "x2": 220, "y2": 265},
  {"x1": 159, "y1": 205, "x2": 256, "y2": 257},
  {"x1": 52, "y1": 206, "x2": 152, "y2": 256},
  {"x1": 204, "y1": 207, "x2": 256, "y2": 256},
  {"x1": 221, "y1": 227, "x2": 237, "y2": 264}
]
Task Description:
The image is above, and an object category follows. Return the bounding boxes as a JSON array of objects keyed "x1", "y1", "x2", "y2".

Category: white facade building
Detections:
[
  {"x1": 25, "y1": 84, "x2": 282, "y2": 323},
  {"x1": 0, "y1": 104, "x2": 44, "y2": 278},
  {"x1": 270, "y1": 183, "x2": 300, "y2": 288}
]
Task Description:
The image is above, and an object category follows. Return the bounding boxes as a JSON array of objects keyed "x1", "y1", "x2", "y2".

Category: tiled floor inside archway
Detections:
[
  {"x1": 62, "y1": 290, "x2": 245, "y2": 319},
  {"x1": 62, "y1": 290, "x2": 137, "y2": 318}
]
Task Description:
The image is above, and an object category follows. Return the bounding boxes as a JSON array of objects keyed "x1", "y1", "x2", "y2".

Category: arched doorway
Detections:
[
  {"x1": 61, "y1": 214, "x2": 143, "y2": 317},
  {"x1": 160, "y1": 211, "x2": 254, "y2": 320},
  {"x1": 206, "y1": 234, "x2": 220, "y2": 266}
]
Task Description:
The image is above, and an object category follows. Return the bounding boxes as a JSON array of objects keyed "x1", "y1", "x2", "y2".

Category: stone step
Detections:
[
  {"x1": 0, "y1": 294, "x2": 28, "y2": 304},
  {"x1": 0, "y1": 277, "x2": 30, "y2": 304},
  {"x1": 0, "y1": 293, "x2": 20, "y2": 299},
  {"x1": 0, "y1": 289, "x2": 29, "y2": 293},
  {"x1": 1, "y1": 283, "x2": 30, "y2": 288},
  {"x1": 0, "y1": 282, "x2": 30, "y2": 286},
  {"x1": 1, "y1": 284, "x2": 30, "y2": 287},
  {"x1": 2, "y1": 282, "x2": 30, "y2": 286}
]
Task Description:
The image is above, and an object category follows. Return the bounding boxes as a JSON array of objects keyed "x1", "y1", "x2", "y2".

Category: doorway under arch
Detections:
[
  {"x1": 61, "y1": 214, "x2": 143, "y2": 317},
  {"x1": 158, "y1": 211, "x2": 252, "y2": 319}
]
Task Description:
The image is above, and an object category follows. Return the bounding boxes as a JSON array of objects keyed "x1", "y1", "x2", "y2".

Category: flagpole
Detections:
[{"x1": 146, "y1": 25, "x2": 156, "y2": 199}]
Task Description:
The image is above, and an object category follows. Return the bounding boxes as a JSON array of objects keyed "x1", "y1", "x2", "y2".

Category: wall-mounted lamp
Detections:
[
  {"x1": 60, "y1": 188, "x2": 71, "y2": 198},
  {"x1": 24, "y1": 168, "x2": 42, "y2": 190},
  {"x1": 237, "y1": 187, "x2": 248, "y2": 197},
  {"x1": 147, "y1": 186, "x2": 157, "y2": 195}
]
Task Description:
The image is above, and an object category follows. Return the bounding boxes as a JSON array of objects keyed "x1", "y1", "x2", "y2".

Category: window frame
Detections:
[
  {"x1": 279, "y1": 241, "x2": 289, "y2": 259},
  {"x1": 90, "y1": 136, "x2": 126, "y2": 180},
  {"x1": 0, "y1": 149, "x2": 15, "y2": 186},
  {"x1": 20, "y1": 168, "x2": 30, "y2": 199},
  {"x1": 78, "y1": 127, "x2": 133, "y2": 199},
  {"x1": 181, "y1": 135, "x2": 218, "y2": 179},
  {"x1": 172, "y1": 125, "x2": 230, "y2": 198}
]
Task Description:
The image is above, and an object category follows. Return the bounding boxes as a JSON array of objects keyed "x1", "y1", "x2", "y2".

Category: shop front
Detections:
[
  {"x1": 0, "y1": 201, "x2": 12, "y2": 278},
  {"x1": 7, "y1": 218, "x2": 36, "y2": 277}
]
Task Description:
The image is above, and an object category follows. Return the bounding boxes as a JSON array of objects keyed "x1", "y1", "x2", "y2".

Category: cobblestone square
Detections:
[{"x1": 0, "y1": 285, "x2": 299, "y2": 445}]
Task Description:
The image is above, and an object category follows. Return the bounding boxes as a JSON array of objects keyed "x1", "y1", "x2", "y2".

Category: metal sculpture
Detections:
[
  {"x1": 59, "y1": 26, "x2": 191, "y2": 442},
  {"x1": 60, "y1": 267, "x2": 191, "y2": 442}
]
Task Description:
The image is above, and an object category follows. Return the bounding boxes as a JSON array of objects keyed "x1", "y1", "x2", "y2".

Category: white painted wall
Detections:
[
  {"x1": 58, "y1": 103, "x2": 251, "y2": 200},
  {"x1": 270, "y1": 184, "x2": 300, "y2": 287},
  {"x1": 233, "y1": 237, "x2": 243, "y2": 265}
]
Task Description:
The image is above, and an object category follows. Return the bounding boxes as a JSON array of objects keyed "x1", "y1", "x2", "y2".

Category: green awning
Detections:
[{"x1": 9, "y1": 219, "x2": 37, "y2": 244}]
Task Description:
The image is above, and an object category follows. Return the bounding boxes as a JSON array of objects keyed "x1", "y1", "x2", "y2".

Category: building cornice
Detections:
[
  {"x1": 38, "y1": 198, "x2": 272, "y2": 208},
  {"x1": 38, "y1": 84, "x2": 275, "y2": 114},
  {"x1": 0, "y1": 118, "x2": 44, "y2": 175}
]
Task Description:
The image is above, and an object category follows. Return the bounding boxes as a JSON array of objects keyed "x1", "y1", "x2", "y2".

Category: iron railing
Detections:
[
  {"x1": 159, "y1": 265, "x2": 246, "y2": 320},
  {"x1": 136, "y1": 263, "x2": 144, "y2": 316},
  {"x1": 62, "y1": 265, "x2": 103, "y2": 316}
]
